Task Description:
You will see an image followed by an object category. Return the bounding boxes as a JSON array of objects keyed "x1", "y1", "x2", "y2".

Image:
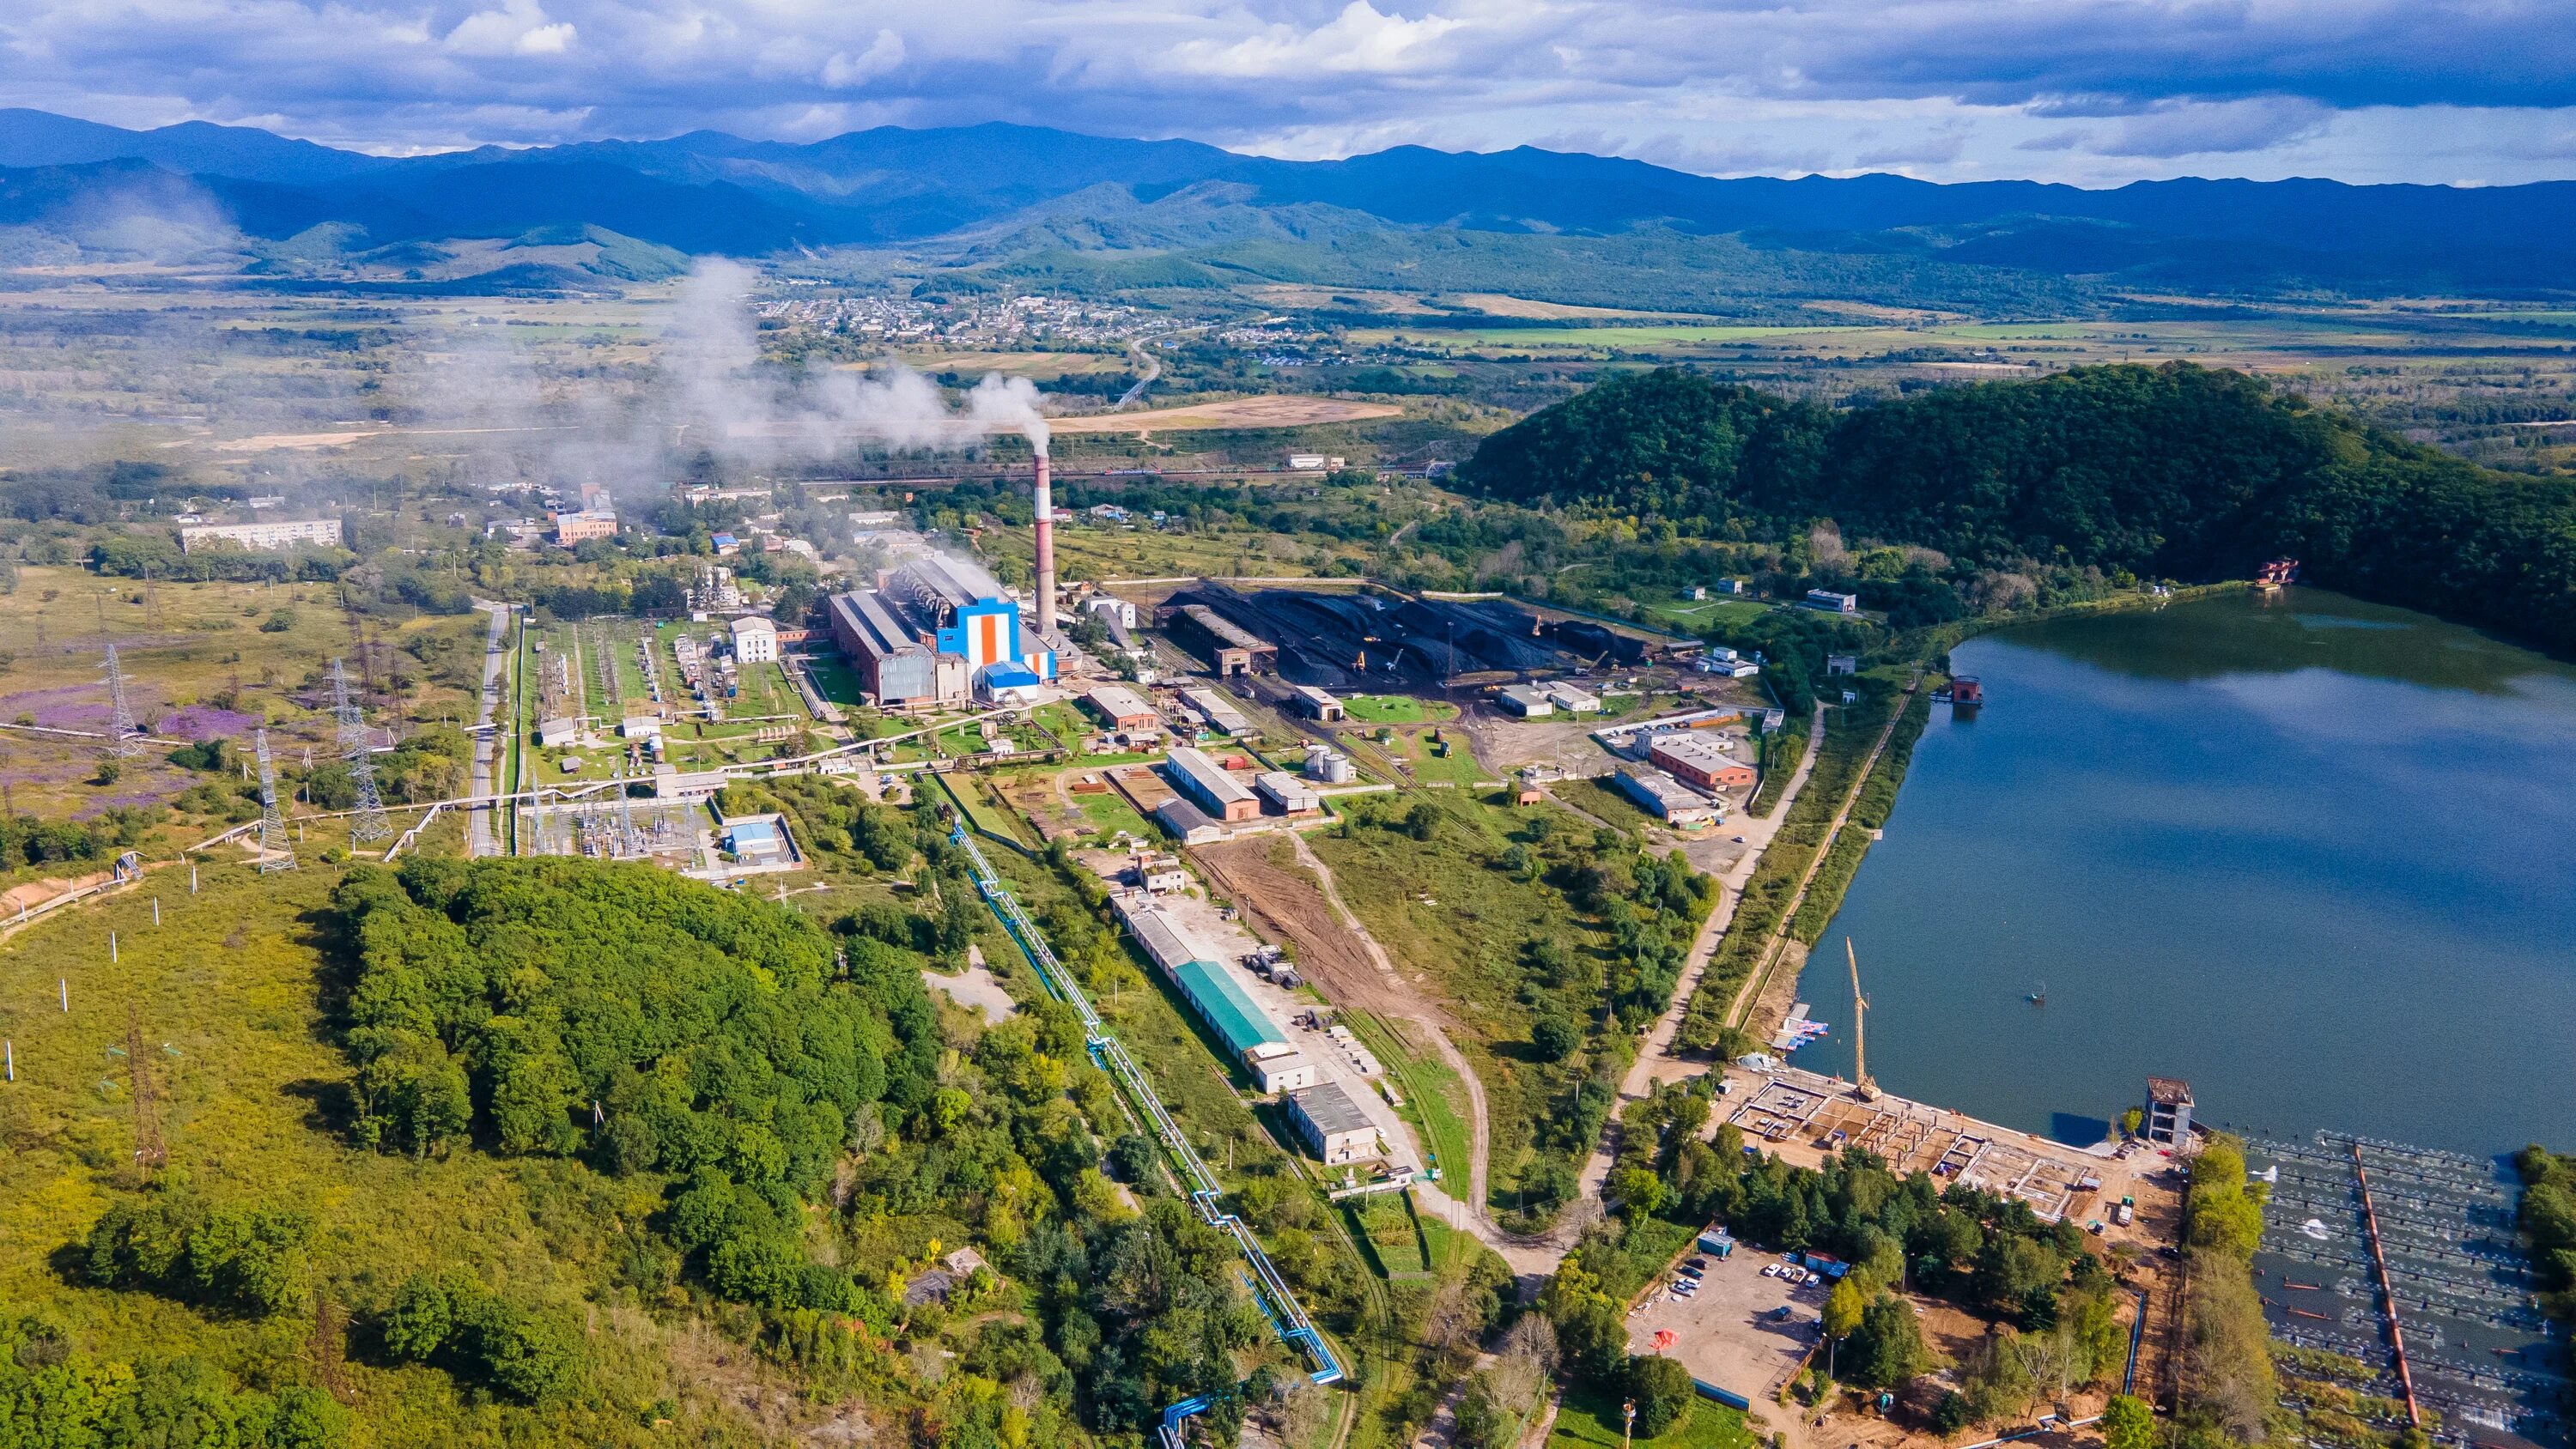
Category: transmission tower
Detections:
[
  {"x1": 126, "y1": 1003, "x2": 167, "y2": 1179},
  {"x1": 331, "y1": 658, "x2": 391, "y2": 843},
  {"x1": 102, "y1": 644, "x2": 143, "y2": 757},
  {"x1": 254, "y1": 727, "x2": 296, "y2": 872}
]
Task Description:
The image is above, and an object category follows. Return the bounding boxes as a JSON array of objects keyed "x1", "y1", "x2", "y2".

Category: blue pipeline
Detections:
[{"x1": 948, "y1": 825, "x2": 1341, "y2": 1447}]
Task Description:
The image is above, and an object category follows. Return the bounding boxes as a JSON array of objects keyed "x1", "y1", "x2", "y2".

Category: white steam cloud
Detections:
[{"x1": 665, "y1": 258, "x2": 1050, "y2": 464}]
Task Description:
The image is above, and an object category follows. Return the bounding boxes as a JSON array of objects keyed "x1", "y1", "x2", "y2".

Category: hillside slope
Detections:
[{"x1": 1459, "y1": 363, "x2": 2576, "y2": 652}]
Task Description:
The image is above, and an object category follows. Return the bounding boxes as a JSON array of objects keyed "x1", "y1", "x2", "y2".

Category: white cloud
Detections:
[
  {"x1": 822, "y1": 29, "x2": 905, "y2": 88},
  {"x1": 444, "y1": 0, "x2": 576, "y2": 58},
  {"x1": 1161, "y1": 2, "x2": 1473, "y2": 78}
]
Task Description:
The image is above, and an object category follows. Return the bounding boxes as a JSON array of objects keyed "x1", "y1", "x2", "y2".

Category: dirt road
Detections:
[
  {"x1": 1575, "y1": 708, "x2": 1828, "y2": 1203},
  {"x1": 1724, "y1": 672, "x2": 1920, "y2": 1037},
  {"x1": 1192, "y1": 834, "x2": 1574, "y2": 1276}
]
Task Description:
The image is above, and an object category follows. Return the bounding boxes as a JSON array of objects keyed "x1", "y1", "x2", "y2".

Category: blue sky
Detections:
[{"x1": 4, "y1": 0, "x2": 2572, "y2": 185}]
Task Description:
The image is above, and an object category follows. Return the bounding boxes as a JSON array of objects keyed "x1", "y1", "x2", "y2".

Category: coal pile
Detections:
[{"x1": 1166, "y1": 583, "x2": 1601, "y2": 687}]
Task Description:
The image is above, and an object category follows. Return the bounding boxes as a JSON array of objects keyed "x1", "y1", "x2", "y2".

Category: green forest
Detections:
[{"x1": 1459, "y1": 363, "x2": 2576, "y2": 656}]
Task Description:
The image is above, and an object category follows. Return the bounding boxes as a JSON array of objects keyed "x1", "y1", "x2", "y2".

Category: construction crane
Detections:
[{"x1": 1848, "y1": 937, "x2": 1876, "y2": 1100}]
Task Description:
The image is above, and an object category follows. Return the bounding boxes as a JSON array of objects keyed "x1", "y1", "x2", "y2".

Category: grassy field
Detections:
[
  {"x1": 1549, "y1": 1385, "x2": 1755, "y2": 1449},
  {"x1": 1644, "y1": 597, "x2": 1772, "y2": 631},
  {"x1": 981, "y1": 518, "x2": 1362, "y2": 585},
  {"x1": 1379, "y1": 726, "x2": 1490, "y2": 785},
  {"x1": 1309, "y1": 790, "x2": 1613, "y2": 1206},
  {"x1": 1340, "y1": 694, "x2": 1454, "y2": 724},
  {"x1": 0, "y1": 567, "x2": 485, "y2": 820},
  {"x1": 1553, "y1": 776, "x2": 1655, "y2": 834},
  {"x1": 0, "y1": 860, "x2": 750, "y2": 1445}
]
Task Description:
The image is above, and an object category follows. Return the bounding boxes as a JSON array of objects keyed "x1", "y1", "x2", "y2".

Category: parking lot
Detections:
[{"x1": 1627, "y1": 1244, "x2": 1822, "y2": 1403}]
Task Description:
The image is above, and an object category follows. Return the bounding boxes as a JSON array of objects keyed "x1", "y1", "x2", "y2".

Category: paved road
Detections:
[{"x1": 466, "y1": 602, "x2": 512, "y2": 858}]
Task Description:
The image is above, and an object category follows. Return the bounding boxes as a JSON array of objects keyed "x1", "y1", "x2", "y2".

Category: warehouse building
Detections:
[
  {"x1": 1163, "y1": 746, "x2": 1260, "y2": 822},
  {"x1": 1291, "y1": 685, "x2": 1346, "y2": 721},
  {"x1": 1286, "y1": 1082, "x2": 1382, "y2": 1165},
  {"x1": 1496, "y1": 683, "x2": 1555, "y2": 718},
  {"x1": 1649, "y1": 734, "x2": 1756, "y2": 791},
  {"x1": 1115, "y1": 900, "x2": 1309, "y2": 1091},
  {"x1": 1167, "y1": 603, "x2": 1277, "y2": 676},
  {"x1": 1255, "y1": 771, "x2": 1322, "y2": 815},
  {"x1": 1083, "y1": 684, "x2": 1161, "y2": 732},
  {"x1": 1614, "y1": 766, "x2": 1721, "y2": 828},
  {"x1": 1180, "y1": 688, "x2": 1252, "y2": 737}
]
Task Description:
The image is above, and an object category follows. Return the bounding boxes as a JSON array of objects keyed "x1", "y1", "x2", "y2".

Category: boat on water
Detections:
[{"x1": 2026, "y1": 980, "x2": 2046, "y2": 1004}]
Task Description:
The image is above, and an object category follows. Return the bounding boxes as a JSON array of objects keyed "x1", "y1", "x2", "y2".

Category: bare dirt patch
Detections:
[
  {"x1": 1049, "y1": 396, "x2": 1401, "y2": 434},
  {"x1": 1191, "y1": 835, "x2": 1397, "y2": 1014}
]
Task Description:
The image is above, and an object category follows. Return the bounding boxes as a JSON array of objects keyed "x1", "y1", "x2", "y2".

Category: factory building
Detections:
[
  {"x1": 1497, "y1": 683, "x2": 1555, "y2": 718},
  {"x1": 1255, "y1": 772, "x2": 1322, "y2": 815},
  {"x1": 1286, "y1": 1082, "x2": 1382, "y2": 1164},
  {"x1": 1545, "y1": 682, "x2": 1602, "y2": 713},
  {"x1": 1163, "y1": 746, "x2": 1260, "y2": 822},
  {"x1": 1649, "y1": 734, "x2": 1756, "y2": 791},
  {"x1": 1166, "y1": 603, "x2": 1277, "y2": 676},
  {"x1": 823, "y1": 555, "x2": 1053, "y2": 706},
  {"x1": 1614, "y1": 766, "x2": 1721, "y2": 828},
  {"x1": 729, "y1": 615, "x2": 779, "y2": 663},
  {"x1": 1803, "y1": 589, "x2": 1860, "y2": 615}
]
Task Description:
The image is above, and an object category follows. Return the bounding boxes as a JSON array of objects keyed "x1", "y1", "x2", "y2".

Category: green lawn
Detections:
[
  {"x1": 1073, "y1": 789, "x2": 1157, "y2": 842},
  {"x1": 1552, "y1": 776, "x2": 1654, "y2": 834},
  {"x1": 1549, "y1": 1383, "x2": 1755, "y2": 1449},
  {"x1": 1340, "y1": 694, "x2": 1457, "y2": 725},
  {"x1": 1645, "y1": 597, "x2": 1772, "y2": 630},
  {"x1": 1386, "y1": 727, "x2": 1490, "y2": 785}
]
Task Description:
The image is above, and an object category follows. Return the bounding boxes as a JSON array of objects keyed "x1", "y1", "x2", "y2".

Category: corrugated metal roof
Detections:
[
  {"x1": 1123, "y1": 905, "x2": 1206, "y2": 974},
  {"x1": 1172, "y1": 959, "x2": 1285, "y2": 1057},
  {"x1": 1288, "y1": 1081, "x2": 1372, "y2": 1135},
  {"x1": 1165, "y1": 746, "x2": 1255, "y2": 805}
]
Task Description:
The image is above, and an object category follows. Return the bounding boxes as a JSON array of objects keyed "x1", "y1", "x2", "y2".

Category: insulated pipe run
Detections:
[{"x1": 1033, "y1": 454, "x2": 1056, "y2": 637}]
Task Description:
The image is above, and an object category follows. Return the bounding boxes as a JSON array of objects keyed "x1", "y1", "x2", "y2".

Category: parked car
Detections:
[
  {"x1": 1678, "y1": 1265, "x2": 1703, "y2": 1280},
  {"x1": 1686, "y1": 1257, "x2": 1710, "y2": 1270},
  {"x1": 1761, "y1": 1264, "x2": 1780, "y2": 1278}
]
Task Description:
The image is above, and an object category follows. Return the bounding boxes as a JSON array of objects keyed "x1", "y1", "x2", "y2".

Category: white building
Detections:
[
  {"x1": 1286, "y1": 1082, "x2": 1382, "y2": 1164},
  {"x1": 730, "y1": 615, "x2": 780, "y2": 663},
  {"x1": 179, "y1": 518, "x2": 342, "y2": 554},
  {"x1": 1256, "y1": 772, "x2": 1322, "y2": 815},
  {"x1": 1085, "y1": 596, "x2": 1138, "y2": 629},
  {"x1": 1497, "y1": 684, "x2": 1555, "y2": 718},
  {"x1": 1544, "y1": 682, "x2": 1601, "y2": 713}
]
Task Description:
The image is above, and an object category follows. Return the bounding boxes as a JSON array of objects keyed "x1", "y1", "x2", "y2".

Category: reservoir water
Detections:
[{"x1": 1789, "y1": 587, "x2": 2576, "y2": 1159}]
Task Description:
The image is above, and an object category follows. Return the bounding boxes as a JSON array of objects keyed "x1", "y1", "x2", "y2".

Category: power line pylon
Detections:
[
  {"x1": 255, "y1": 727, "x2": 296, "y2": 872},
  {"x1": 331, "y1": 658, "x2": 391, "y2": 843},
  {"x1": 126, "y1": 1003, "x2": 167, "y2": 1180},
  {"x1": 103, "y1": 644, "x2": 143, "y2": 757}
]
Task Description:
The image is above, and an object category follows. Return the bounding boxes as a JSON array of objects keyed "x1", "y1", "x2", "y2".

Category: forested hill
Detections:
[{"x1": 1459, "y1": 364, "x2": 2576, "y2": 654}]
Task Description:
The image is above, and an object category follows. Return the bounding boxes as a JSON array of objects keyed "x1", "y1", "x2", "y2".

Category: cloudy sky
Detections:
[{"x1": 4, "y1": 0, "x2": 2572, "y2": 186}]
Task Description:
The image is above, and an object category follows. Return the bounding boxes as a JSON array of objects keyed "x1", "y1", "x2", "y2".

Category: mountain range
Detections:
[{"x1": 4, "y1": 107, "x2": 2573, "y2": 307}]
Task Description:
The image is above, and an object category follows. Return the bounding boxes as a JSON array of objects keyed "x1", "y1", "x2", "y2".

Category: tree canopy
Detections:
[{"x1": 1461, "y1": 363, "x2": 2576, "y2": 653}]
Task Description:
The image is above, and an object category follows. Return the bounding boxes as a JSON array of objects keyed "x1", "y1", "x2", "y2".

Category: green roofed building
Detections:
[{"x1": 1171, "y1": 958, "x2": 1285, "y2": 1058}]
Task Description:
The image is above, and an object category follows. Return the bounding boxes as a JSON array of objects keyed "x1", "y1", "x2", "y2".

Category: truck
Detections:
[{"x1": 2113, "y1": 1196, "x2": 2136, "y2": 1228}]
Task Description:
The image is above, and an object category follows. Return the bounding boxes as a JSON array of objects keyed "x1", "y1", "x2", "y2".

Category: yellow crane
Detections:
[{"x1": 1848, "y1": 937, "x2": 1877, "y2": 1100}]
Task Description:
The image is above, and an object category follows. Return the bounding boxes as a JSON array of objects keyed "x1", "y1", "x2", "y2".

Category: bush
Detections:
[
  {"x1": 375, "y1": 1271, "x2": 577, "y2": 1404},
  {"x1": 82, "y1": 1194, "x2": 312, "y2": 1319},
  {"x1": 1625, "y1": 1352, "x2": 1695, "y2": 1436}
]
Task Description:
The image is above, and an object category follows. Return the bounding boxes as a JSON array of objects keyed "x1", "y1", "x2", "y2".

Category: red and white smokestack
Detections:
[{"x1": 1032, "y1": 454, "x2": 1056, "y2": 637}]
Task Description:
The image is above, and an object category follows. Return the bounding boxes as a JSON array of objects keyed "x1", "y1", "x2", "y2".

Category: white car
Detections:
[{"x1": 1760, "y1": 1264, "x2": 1780, "y2": 1278}]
